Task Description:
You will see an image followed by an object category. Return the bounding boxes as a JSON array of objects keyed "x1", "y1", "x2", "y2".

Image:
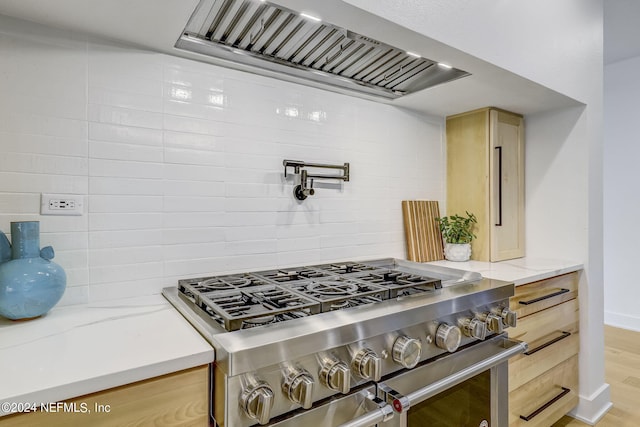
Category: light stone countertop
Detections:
[
  {"x1": 426, "y1": 257, "x2": 583, "y2": 286},
  {"x1": 0, "y1": 257, "x2": 582, "y2": 417},
  {"x1": 0, "y1": 294, "x2": 214, "y2": 416}
]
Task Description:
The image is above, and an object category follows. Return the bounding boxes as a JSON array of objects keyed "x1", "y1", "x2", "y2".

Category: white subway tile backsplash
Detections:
[
  {"x1": 88, "y1": 278, "x2": 165, "y2": 302},
  {"x1": 163, "y1": 196, "x2": 224, "y2": 212},
  {"x1": 89, "y1": 213, "x2": 163, "y2": 231},
  {"x1": 163, "y1": 130, "x2": 223, "y2": 152},
  {"x1": 1, "y1": 92, "x2": 87, "y2": 121},
  {"x1": 89, "y1": 158, "x2": 163, "y2": 179},
  {"x1": 163, "y1": 180, "x2": 225, "y2": 197},
  {"x1": 89, "y1": 86, "x2": 163, "y2": 113},
  {"x1": 89, "y1": 122, "x2": 163, "y2": 146},
  {"x1": 162, "y1": 212, "x2": 226, "y2": 228},
  {"x1": 223, "y1": 253, "x2": 279, "y2": 273},
  {"x1": 276, "y1": 237, "x2": 321, "y2": 252},
  {"x1": 276, "y1": 249, "x2": 323, "y2": 267},
  {"x1": 164, "y1": 257, "x2": 229, "y2": 278},
  {"x1": 89, "y1": 195, "x2": 163, "y2": 213},
  {"x1": 163, "y1": 163, "x2": 226, "y2": 182},
  {"x1": 0, "y1": 193, "x2": 40, "y2": 214},
  {"x1": 89, "y1": 229, "x2": 163, "y2": 249},
  {"x1": 163, "y1": 227, "x2": 226, "y2": 245},
  {"x1": 89, "y1": 176, "x2": 164, "y2": 195},
  {"x1": 89, "y1": 246, "x2": 163, "y2": 267},
  {"x1": 163, "y1": 98, "x2": 229, "y2": 122},
  {"x1": 0, "y1": 113, "x2": 87, "y2": 139},
  {"x1": 0, "y1": 19, "x2": 446, "y2": 305},
  {"x1": 58, "y1": 285, "x2": 89, "y2": 307},
  {"x1": 163, "y1": 242, "x2": 226, "y2": 260},
  {"x1": 89, "y1": 141, "x2": 164, "y2": 163},
  {"x1": 40, "y1": 231, "x2": 88, "y2": 249},
  {"x1": 163, "y1": 114, "x2": 222, "y2": 136},
  {"x1": 0, "y1": 172, "x2": 88, "y2": 194},
  {"x1": 88, "y1": 104, "x2": 163, "y2": 129},
  {"x1": 163, "y1": 147, "x2": 224, "y2": 167},
  {"x1": 0, "y1": 132, "x2": 87, "y2": 157},
  {"x1": 90, "y1": 261, "x2": 164, "y2": 284}
]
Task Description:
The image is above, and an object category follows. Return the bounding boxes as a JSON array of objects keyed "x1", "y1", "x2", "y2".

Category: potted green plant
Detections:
[{"x1": 436, "y1": 211, "x2": 477, "y2": 261}]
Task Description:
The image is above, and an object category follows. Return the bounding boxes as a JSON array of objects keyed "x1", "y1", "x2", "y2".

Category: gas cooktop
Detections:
[{"x1": 175, "y1": 259, "x2": 445, "y2": 331}]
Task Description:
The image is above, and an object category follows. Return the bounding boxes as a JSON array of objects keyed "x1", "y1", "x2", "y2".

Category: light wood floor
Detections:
[{"x1": 552, "y1": 325, "x2": 640, "y2": 427}]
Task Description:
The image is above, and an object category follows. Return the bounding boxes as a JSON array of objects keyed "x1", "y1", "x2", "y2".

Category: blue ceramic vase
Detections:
[{"x1": 0, "y1": 221, "x2": 66, "y2": 320}]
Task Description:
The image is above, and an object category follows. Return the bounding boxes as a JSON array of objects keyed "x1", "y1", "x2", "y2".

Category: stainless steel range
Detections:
[{"x1": 163, "y1": 258, "x2": 527, "y2": 427}]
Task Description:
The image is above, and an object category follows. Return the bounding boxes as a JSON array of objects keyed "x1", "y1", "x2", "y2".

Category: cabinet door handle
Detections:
[
  {"x1": 524, "y1": 331, "x2": 571, "y2": 356},
  {"x1": 519, "y1": 387, "x2": 571, "y2": 421},
  {"x1": 494, "y1": 146, "x2": 502, "y2": 226},
  {"x1": 518, "y1": 288, "x2": 570, "y2": 305}
]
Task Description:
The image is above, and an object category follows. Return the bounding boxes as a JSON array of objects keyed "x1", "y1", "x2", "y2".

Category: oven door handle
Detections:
[
  {"x1": 393, "y1": 337, "x2": 528, "y2": 411},
  {"x1": 336, "y1": 392, "x2": 394, "y2": 427}
]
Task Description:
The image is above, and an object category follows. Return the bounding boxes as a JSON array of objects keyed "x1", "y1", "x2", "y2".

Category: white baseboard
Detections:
[
  {"x1": 570, "y1": 383, "x2": 612, "y2": 425},
  {"x1": 604, "y1": 310, "x2": 640, "y2": 332}
]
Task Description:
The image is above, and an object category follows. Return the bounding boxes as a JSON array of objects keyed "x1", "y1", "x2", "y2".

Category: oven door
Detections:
[
  {"x1": 380, "y1": 335, "x2": 526, "y2": 427},
  {"x1": 338, "y1": 334, "x2": 527, "y2": 427},
  {"x1": 267, "y1": 385, "x2": 394, "y2": 427}
]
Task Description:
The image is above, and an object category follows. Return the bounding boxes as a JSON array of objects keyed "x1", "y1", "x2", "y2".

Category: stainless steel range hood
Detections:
[{"x1": 175, "y1": 0, "x2": 470, "y2": 99}]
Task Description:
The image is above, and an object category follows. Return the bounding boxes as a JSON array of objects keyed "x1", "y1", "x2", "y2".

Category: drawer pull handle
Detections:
[
  {"x1": 519, "y1": 387, "x2": 571, "y2": 421},
  {"x1": 518, "y1": 288, "x2": 570, "y2": 305},
  {"x1": 524, "y1": 331, "x2": 571, "y2": 356}
]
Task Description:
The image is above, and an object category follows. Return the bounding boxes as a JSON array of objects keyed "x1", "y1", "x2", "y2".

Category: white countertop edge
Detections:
[
  {"x1": 426, "y1": 258, "x2": 584, "y2": 286},
  {"x1": 509, "y1": 264, "x2": 583, "y2": 286},
  {"x1": 0, "y1": 294, "x2": 215, "y2": 417}
]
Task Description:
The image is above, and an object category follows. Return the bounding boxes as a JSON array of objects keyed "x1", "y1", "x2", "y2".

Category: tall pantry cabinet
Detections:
[{"x1": 446, "y1": 108, "x2": 525, "y2": 262}]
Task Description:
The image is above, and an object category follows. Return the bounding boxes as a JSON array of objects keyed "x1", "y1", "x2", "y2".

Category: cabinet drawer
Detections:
[
  {"x1": 510, "y1": 272, "x2": 579, "y2": 318},
  {"x1": 508, "y1": 298, "x2": 578, "y2": 345},
  {"x1": 0, "y1": 366, "x2": 209, "y2": 427},
  {"x1": 509, "y1": 355, "x2": 579, "y2": 427},
  {"x1": 509, "y1": 332, "x2": 579, "y2": 391}
]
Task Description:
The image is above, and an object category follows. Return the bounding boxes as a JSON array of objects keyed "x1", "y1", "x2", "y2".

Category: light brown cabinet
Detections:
[
  {"x1": 0, "y1": 365, "x2": 209, "y2": 427},
  {"x1": 446, "y1": 108, "x2": 525, "y2": 261},
  {"x1": 507, "y1": 272, "x2": 580, "y2": 426}
]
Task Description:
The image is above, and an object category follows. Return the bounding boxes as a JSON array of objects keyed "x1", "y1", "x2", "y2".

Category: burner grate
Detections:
[
  {"x1": 252, "y1": 267, "x2": 333, "y2": 283},
  {"x1": 197, "y1": 286, "x2": 321, "y2": 331},
  {"x1": 352, "y1": 271, "x2": 442, "y2": 297},
  {"x1": 309, "y1": 262, "x2": 387, "y2": 275},
  {"x1": 178, "y1": 273, "x2": 274, "y2": 295},
  {"x1": 176, "y1": 260, "x2": 447, "y2": 331},
  {"x1": 285, "y1": 278, "x2": 388, "y2": 311}
]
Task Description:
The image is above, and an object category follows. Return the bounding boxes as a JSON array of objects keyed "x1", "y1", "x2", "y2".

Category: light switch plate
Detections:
[{"x1": 40, "y1": 193, "x2": 84, "y2": 216}]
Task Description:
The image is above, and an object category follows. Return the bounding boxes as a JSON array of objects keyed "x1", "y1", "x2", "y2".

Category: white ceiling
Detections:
[{"x1": 1, "y1": 0, "x2": 629, "y2": 115}]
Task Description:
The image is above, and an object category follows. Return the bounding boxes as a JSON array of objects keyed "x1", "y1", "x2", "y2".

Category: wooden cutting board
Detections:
[{"x1": 402, "y1": 200, "x2": 445, "y2": 262}]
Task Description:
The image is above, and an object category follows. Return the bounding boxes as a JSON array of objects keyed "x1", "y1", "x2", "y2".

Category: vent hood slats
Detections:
[
  {"x1": 176, "y1": 0, "x2": 470, "y2": 99},
  {"x1": 228, "y1": 3, "x2": 266, "y2": 47},
  {"x1": 386, "y1": 62, "x2": 433, "y2": 90},
  {"x1": 353, "y1": 50, "x2": 401, "y2": 82}
]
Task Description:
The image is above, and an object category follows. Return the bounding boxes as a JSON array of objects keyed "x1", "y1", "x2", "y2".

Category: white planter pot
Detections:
[{"x1": 444, "y1": 243, "x2": 471, "y2": 262}]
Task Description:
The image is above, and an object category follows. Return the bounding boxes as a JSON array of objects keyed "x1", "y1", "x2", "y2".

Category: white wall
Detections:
[
  {"x1": 344, "y1": 0, "x2": 608, "y2": 423},
  {"x1": 604, "y1": 55, "x2": 640, "y2": 331},
  {"x1": 0, "y1": 15, "x2": 445, "y2": 305}
]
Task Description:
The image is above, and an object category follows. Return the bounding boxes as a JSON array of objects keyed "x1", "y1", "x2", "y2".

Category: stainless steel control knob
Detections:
[
  {"x1": 435, "y1": 323, "x2": 462, "y2": 353},
  {"x1": 478, "y1": 312, "x2": 504, "y2": 334},
  {"x1": 240, "y1": 379, "x2": 275, "y2": 425},
  {"x1": 320, "y1": 360, "x2": 351, "y2": 394},
  {"x1": 483, "y1": 313, "x2": 504, "y2": 334},
  {"x1": 392, "y1": 336, "x2": 422, "y2": 369},
  {"x1": 500, "y1": 308, "x2": 518, "y2": 328},
  {"x1": 460, "y1": 317, "x2": 487, "y2": 340},
  {"x1": 352, "y1": 348, "x2": 382, "y2": 381},
  {"x1": 283, "y1": 369, "x2": 314, "y2": 409}
]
